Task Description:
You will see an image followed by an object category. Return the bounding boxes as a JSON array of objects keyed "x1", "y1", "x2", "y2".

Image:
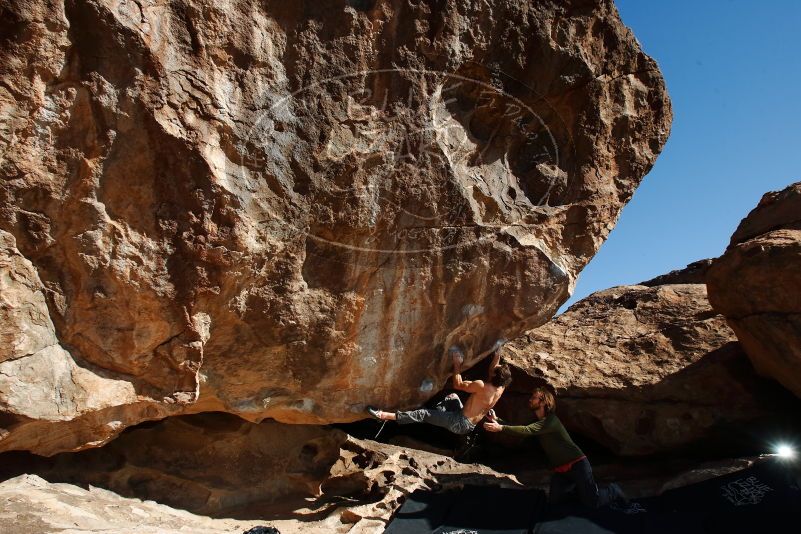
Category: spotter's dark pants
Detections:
[{"x1": 549, "y1": 458, "x2": 614, "y2": 509}]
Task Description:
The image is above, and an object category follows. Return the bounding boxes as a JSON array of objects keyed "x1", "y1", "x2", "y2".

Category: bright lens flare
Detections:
[{"x1": 776, "y1": 444, "x2": 796, "y2": 459}]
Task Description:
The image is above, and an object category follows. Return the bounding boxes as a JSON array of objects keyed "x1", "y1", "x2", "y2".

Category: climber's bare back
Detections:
[{"x1": 460, "y1": 383, "x2": 505, "y2": 424}]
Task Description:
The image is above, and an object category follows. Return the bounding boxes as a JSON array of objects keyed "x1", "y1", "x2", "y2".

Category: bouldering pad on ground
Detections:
[{"x1": 386, "y1": 458, "x2": 801, "y2": 534}]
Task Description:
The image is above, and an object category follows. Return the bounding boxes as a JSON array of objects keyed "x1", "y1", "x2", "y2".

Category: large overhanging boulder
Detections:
[
  {"x1": 0, "y1": 0, "x2": 671, "y2": 454},
  {"x1": 707, "y1": 182, "x2": 801, "y2": 398},
  {"x1": 499, "y1": 270, "x2": 791, "y2": 456}
]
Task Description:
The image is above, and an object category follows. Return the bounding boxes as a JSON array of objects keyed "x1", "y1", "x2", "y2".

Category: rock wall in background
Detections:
[
  {"x1": 500, "y1": 268, "x2": 791, "y2": 456},
  {"x1": 0, "y1": 0, "x2": 670, "y2": 454},
  {"x1": 707, "y1": 182, "x2": 801, "y2": 398}
]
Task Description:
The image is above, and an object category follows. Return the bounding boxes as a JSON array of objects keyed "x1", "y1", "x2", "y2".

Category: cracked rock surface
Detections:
[
  {"x1": 707, "y1": 181, "x2": 801, "y2": 399},
  {"x1": 0, "y1": 0, "x2": 670, "y2": 454},
  {"x1": 499, "y1": 268, "x2": 791, "y2": 455}
]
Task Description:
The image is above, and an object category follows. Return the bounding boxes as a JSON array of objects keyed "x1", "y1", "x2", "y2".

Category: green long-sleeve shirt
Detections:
[{"x1": 501, "y1": 413, "x2": 584, "y2": 468}]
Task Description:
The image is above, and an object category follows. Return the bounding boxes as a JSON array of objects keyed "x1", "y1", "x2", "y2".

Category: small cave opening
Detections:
[
  {"x1": 0, "y1": 450, "x2": 55, "y2": 483},
  {"x1": 299, "y1": 442, "x2": 320, "y2": 462}
]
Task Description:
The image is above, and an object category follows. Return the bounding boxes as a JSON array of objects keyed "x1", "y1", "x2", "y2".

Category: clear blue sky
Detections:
[{"x1": 561, "y1": 0, "x2": 801, "y2": 312}]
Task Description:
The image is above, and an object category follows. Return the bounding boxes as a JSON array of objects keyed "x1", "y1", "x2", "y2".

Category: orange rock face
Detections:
[
  {"x1": 707, "y1": 182, "x2": 801, "y2": 399},
  {"x1": 0, "y1": 0, "x2": 670, "y2": 454}
]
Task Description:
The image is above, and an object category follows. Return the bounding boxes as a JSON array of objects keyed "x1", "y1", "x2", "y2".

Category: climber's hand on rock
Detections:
[{"x1": 449, "y1": 346, "x2": 464, "y2": 366}]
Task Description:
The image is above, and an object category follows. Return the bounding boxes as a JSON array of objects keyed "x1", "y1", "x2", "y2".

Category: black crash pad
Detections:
[
  {"x1": 434, "y1": 485, "x2": 546, "y2": 534},
  {"x1": 384, "y1": 488, "x2": 458, "y2": 534},
  {"x1": 385, "y1": 485, "x2": 545, "y2": 534},
  {"x1": 386, "y1": 458, "x2": 801, "y2": 534}
]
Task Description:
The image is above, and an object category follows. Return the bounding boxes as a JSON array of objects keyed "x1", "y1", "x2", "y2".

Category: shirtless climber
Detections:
[{"x1": 367, "y1": 344, "x2": 512, "y2": 435}]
